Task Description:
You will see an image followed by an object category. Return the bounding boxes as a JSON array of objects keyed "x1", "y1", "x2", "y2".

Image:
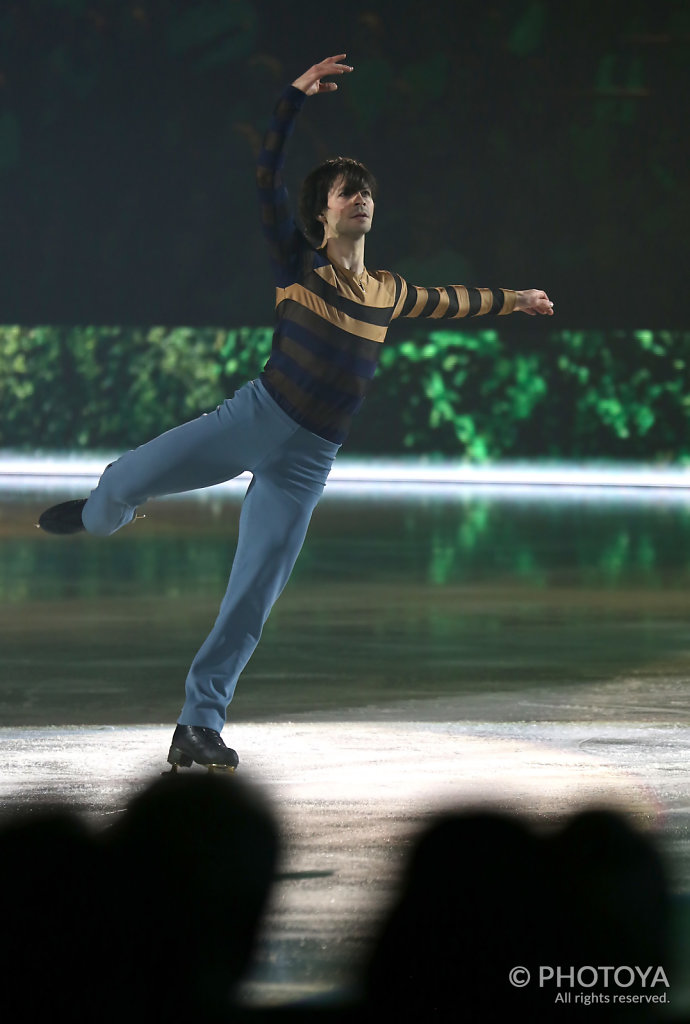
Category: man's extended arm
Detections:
[{"x1": 391, "y1": 281, "x2": 553, "y2": 320}]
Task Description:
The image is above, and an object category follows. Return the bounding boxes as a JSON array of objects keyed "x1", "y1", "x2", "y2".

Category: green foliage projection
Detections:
[{"x1": 2, "y1": 325, "x2": 689, "y2": 460}]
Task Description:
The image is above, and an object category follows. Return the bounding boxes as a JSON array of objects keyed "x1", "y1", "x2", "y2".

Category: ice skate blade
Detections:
[
  {"x1": 164, "y1": 745, "x2": 237, "y2": 775},
  {"x1": 166, "y1": 747, "x2": 193, "y2": 771}
]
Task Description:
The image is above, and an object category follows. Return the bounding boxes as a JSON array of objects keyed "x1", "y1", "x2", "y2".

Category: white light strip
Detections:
[
  {"x1": 326, "y1": 461, "x2": 690, "y2": 490},
  {"x1": 2, "y1": 454, "x2": 690, "y2": 494}
]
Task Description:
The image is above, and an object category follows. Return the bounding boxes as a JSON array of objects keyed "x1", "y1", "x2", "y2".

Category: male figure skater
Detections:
[{"x1": 38, "y1": 55, "x2": 554, "y2": 770}]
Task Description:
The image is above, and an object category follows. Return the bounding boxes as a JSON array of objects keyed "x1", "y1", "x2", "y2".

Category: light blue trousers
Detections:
[{"x1": 82, "y1": 379, "x2": 340, "y2": 732}]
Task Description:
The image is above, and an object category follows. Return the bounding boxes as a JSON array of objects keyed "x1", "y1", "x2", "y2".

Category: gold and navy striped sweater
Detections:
[{"x1": 257, "y1": 85, "x2": 517, "y2": 445}]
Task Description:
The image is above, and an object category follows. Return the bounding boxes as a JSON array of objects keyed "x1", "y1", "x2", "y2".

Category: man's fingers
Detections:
[
  {"x1": 318, "y1": 55, "x2": 353, "y2": 74},
  {"x1": 309, "y1": 57, "x2": 353, "y2": 96},
  {"x1": 293, "y1": 54, "x2": 352, "y2": 96}
]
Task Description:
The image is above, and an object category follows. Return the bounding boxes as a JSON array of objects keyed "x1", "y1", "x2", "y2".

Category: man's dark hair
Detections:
[{"x1": 299, "y1": 157, "x2": 377, "y2": 246}]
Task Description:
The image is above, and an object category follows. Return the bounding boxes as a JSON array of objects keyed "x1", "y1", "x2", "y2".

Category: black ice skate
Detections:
[
  {"x1": 37, "y1": 498, "x2": 88, "y2": 535},
  {"x1": 166, "y1": 725, "x2": 239, "y2": 773},
  {"x1": 37, "y1": 496, "x2": 145, "y2": 535}
]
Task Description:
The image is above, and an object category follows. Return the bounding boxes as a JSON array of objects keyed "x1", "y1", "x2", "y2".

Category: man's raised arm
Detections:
[{"x1": 256, "y1": 56, "x2": 353, "y2": 280}]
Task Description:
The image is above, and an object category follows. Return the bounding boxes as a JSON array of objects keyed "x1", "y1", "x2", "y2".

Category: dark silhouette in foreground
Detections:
[
  {"x1": 0, "y1": 774, "x2": 278, "y2": 1022},
  {"x1": 0, "y1": 776, "x2": 674, "y2": 1023},
  {"x1": 359, "y1": 808, "x2": 670, "y2": 1022}
]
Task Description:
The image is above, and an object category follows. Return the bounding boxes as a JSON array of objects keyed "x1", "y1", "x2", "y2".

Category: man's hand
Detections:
[
  {"x1": 515, "y1": 289, "x2": 555, "y2": 316},
  {"x1": 292, "y1": 54, "x2": 353, "y2": 96}
]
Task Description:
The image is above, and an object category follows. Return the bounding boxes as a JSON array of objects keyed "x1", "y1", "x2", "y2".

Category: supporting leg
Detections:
[{"x1": 178, "y1": 428, "x2": 340, "y2": 732}]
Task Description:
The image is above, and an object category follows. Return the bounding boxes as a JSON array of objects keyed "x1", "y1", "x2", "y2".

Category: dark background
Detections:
[{"x1": 0, "y1": 0, "x2": 687, "y2": 328}]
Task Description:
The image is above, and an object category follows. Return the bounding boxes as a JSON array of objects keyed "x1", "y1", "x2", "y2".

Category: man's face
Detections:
[{"x1": 320, "y1": 175, "x2": 374, "y2": 241}]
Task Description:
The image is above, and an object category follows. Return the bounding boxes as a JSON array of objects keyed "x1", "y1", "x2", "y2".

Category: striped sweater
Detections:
[{"x1": 257, "y1": 85, "x2": 517, "y2": 445}]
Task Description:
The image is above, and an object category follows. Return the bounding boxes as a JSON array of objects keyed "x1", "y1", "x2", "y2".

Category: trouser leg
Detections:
[
  {"x1": 178, "y1": 427, "x2": 340, "y2": 732},
  {"x1": 81, "y1": 380, "x2": 290, "y2": 536}
]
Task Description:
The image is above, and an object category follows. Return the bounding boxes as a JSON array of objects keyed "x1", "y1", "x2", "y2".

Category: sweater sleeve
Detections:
[
  {"x1": 256, "y1": 85, "x2": 309, "y2": 286},
  {"x1": 390, "y1": 276, "x2": 517, "y2": 319}
]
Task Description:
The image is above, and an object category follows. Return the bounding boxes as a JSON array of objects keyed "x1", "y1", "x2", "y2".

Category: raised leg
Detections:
[{"x1": 81, "y1": 380, "x2": 291, "y2": 536}]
